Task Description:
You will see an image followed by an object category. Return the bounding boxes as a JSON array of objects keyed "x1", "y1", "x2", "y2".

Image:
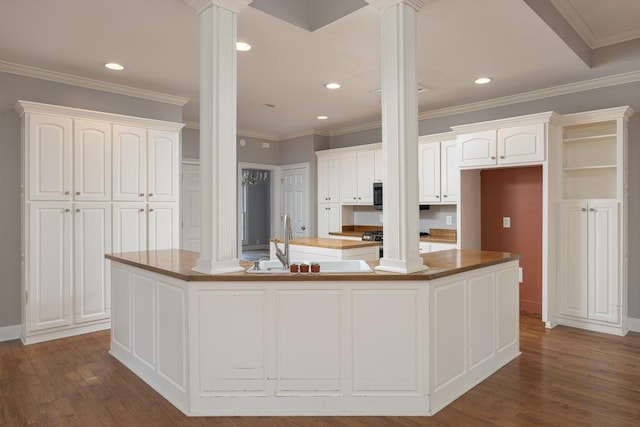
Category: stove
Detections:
[
  {"x1": 361, "y1": 230, "x2": 383, "y2": 242},
  {"x1": 362, "y1": 231, "x2": 384, "y2": 258}
]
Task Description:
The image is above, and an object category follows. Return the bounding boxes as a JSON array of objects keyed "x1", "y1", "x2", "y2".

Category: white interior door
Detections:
[
  {"x1": 181, "y1": 163, "x2": 201, "y2": 252},
  {"x1": 281, "y1": 164, "x2": 309, "y2": 238}
]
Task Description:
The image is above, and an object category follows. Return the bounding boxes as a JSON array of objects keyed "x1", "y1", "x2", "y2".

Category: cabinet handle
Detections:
[
  {"x1": 149, "y1": 193, "x2": 154, "y2": 197},
  {"x1": 358, "y1": 197, "x2": 361, "y2": 200},
  {"x1": 436, "y1": 195, "x2": 440, "y2": 198},
  {"x1": 491, "y1": 156, "x2": 496, "y2": 160},
  {"x1": 139, "y1": 208, "x2": 145, "y2": 212},
  {"x1": 443, "y1": 195, "x2": 447, "y2": 198},
  {"x1": 75, "y1": 208, "x2": 80, "y2": 212},
  {"x1": 500, "y1": 155, "x2": 505, "y2": 159},
  {"x1": 64, "y1": 191, "x2": 70, "y2": 195},
  {"x1": 581, "y1": 208, "x2": 587, "y2": 211},
  {"x1": 149, "y1": 208, "x2": 154, "y2": 212},
  {"x1": 139, "y1": 193, "x2": 145, "y2": 197},
  {"x1": 64, "y1": 208, "x2": 70, "y2": 212},
  {"x1": 589, "y1": 208, "x2": 595, "y2": 212},
  {"x1": 353, "y1": 197, "x2": 356, "y2": 200}
]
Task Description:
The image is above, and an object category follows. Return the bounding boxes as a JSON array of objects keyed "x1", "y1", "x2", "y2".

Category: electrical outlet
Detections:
[
  {"x1": 379, "y1": 214, "x2": 383, "y2": 224},
  {"x1": 503, "y1": 217, "x2": 511, "y2": 228},
  {"x1": 446, "y1": 215, "x2": 452, "y2": 225},
  {"x1": 518, "y1": 267, "x2": 523, "y2": 283}
]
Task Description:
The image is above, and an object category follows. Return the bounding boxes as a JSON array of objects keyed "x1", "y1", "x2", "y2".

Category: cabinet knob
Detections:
[
  {"x1": 436, "y1": 195, "x2": 440, "y2": 198},
  {"x1": 149, "y1": 208, "x2": 154, "y2": 212},
  {"x1": 491, "y1": 156, "x2": 496, "y2": 160},
  {"x1": 353, "y1": 197, "x2": 356, "y2": 200},
  {"x1": 64, "y1": 191, "x2": 70, "y2": 195},
  {"x1": 64, "y1": 208, "x2": 70, "y2": 212},
  {"x1": 75, "y1": 208, "x2": 80, "y2": 212},
  {"x1": 358, "y1": 197, "x2": 361, "y2": 200},
  {"x1": 500, "y1": 155, "x2": 505, "y2": 159},
  {"x1": 139, "y1": 193, "x2": 145, "y2": 197},
  {"x1": 581, "y1": 208, "x2": 587, "y2": 211},
  {"x1": 443, "y1": 195, "x2": 447, "y2": 198},
  {"x1": 589, "y1": 208, "x2": 595, "y2": 211},
  {"x1": 76, "y1": 191, "x2": 80, "y2": 195},
  {"x1": 149, "y1": 193, "x2": 153, "y2": 197},
  {"x1": 139, "y1": 208, "x2": 145, "y2": 212}
]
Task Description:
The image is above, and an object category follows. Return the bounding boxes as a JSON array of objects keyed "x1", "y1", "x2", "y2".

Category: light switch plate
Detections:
[
  {"x1": 503, "y1": 217, "x2": 511, "y2": 228},
  {"x1": 446, "y1": 215, "x2": 452, "y2": 225}
]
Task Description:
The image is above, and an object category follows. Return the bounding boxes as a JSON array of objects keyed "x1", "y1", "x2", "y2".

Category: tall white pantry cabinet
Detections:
[
  {"x1": 17, "y1": 101, "x2": 183, "y2": 344},
  {"x1": 556, "y1": 106, "x2": 633, "y2": 336}
]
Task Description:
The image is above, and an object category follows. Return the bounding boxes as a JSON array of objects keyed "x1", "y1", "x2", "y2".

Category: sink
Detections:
[{"x1": 246, "y1": 259, "x2": 373, "y2": 273}]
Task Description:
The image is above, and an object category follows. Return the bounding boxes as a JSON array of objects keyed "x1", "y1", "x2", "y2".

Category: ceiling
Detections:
[{"x1": 1, "y1": 0, "x2": 639, "y2": 140}]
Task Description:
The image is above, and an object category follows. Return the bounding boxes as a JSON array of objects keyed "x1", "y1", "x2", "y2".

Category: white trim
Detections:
[
  {"x1": 279, "y1": 128, "x2": 330, "y2": 141},
  {"x1": 238, "y1": 129, "x2": 281, "y2": 141},
  {"x1": 15, "y1": 100, "x2": 184, "y2": 131},
  {"x1": 183, "y1": 121, "x2": 200, "y2": 130},
  {"x1": 0, "y1": 60, "x2": 189, "y2": 106},
  {"x1": 628, "y1": 317, "x2": 640, "y2": 333},
  {"x1": 0, "y1": 324, "x2": 20, "y2": 342}
]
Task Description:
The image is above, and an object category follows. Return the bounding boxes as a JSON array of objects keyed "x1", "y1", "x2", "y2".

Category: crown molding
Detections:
[
  {"x1": 183, "y1": 121, "x2": 200, "y2": 130},
  {"x1": 366, "y1": 0, "x2": 427, "y2": 12},
  {"x1": 279, "y1": 128, "x2": 330, "y2": 141},
  {"x1": 184, "y1": 0, "x2": 252, "y2": 14},
  {"x1": 238, "y1": 128, "x2": 280, "y2": 141},
  {"x1": 0, "y1": 61, "x2": 190, "y2": 107}
]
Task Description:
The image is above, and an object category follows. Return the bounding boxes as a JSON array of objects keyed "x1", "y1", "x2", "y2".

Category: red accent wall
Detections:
[{"x1": 481, "y1": 166, "x2": 542, "y2": 314}]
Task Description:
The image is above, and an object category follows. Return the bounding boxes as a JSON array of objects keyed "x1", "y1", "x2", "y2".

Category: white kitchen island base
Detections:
[{"x1": 108, "y1": 250, "x2": 520, "y2": 416}]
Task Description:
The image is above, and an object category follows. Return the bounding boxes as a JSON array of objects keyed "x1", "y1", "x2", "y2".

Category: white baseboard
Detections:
[
  {"x1": 0, "y1": 324, "x2": 21, "y2": 342},
  {"x1": 628, "y1": 317, "x2": 640, "y2": 333}
]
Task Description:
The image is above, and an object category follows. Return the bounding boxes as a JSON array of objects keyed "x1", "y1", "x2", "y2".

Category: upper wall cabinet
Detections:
[
  {"x1": 418, "y1": 134, "x2": 458, "y2": 204},
  {"x1": 453, "y1": 113, "x2": 557, "y2": 169},
  {"x1": 316, "y1": 152, "x2": 340, "y2": 204},
  {"x1": 340, "y1": 149, "x2": 375, "y2": 205},
  {"x1": 74, "y1": 120, "x2": 112, "y2": 201},
  {"x1": 25, "y1": 114, "x2": 73, "y2": 201}
]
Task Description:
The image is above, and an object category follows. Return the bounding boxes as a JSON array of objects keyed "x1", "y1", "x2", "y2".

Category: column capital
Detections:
[
  {"x1": 366, "y1": 0, "x2": 426, "y2": 12},
  {"x1": 184, "y1": 0, "x2": 252, "y2": 15}
]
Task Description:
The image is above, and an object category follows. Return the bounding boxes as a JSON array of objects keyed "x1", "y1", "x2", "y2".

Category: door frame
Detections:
[
  {"x1": 238, "y1": 162, "x2": 281, "y2": 256},
  {"x1": 280, "y1": 162, "x2": 311, "y2": 237}
]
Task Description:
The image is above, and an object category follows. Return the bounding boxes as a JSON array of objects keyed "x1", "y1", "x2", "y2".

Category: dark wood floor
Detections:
[{"x1": 1, "y1": 314, "x2": 639, "y2": 426}]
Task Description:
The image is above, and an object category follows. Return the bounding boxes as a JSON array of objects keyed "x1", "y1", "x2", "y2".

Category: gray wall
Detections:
[{"x1": 0, "y1": 72, "x2": 183, "y2": 328}]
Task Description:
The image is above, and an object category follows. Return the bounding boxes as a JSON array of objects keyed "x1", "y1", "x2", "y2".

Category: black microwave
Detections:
[{"x1": 373, "y1": 182, "x2": 383, "y2": 210}]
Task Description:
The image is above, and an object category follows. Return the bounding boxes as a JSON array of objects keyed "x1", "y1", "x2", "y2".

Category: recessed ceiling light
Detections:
[
  {"x1": 474, "y1": 77, "x2": 493, "y2": 85},
  {"x1": 317, "y1": 115, "x2": 328, "y2": 120},
  {"x1": 325, "y1": 82, "x2": 341, "y2": 89},
  {"x1": 105, "y1": 63, "x2": 124, "y2": 71},
  {"x1": 236, "y1": 42, "x2": 252, "y2": 52}
]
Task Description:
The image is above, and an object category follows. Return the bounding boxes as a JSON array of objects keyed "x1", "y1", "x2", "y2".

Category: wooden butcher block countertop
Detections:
[{"x1": 287, "y1": 237, "x2": 380, "y2": 249}]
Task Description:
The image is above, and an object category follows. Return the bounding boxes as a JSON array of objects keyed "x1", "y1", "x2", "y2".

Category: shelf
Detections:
[
  {"x1": 562, "y1": 133, "x2": 616, "y2": 144},
  {"x1": 563, "y1": 165, "x2": 616, "y2": 172}
]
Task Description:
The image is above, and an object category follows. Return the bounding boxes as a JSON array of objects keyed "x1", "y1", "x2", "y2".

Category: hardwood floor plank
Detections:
[{"x1": 1, "y1": 314, "x2": 640, "y2": 426}]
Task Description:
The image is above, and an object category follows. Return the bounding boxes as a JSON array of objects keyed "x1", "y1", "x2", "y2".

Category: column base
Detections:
[
  {"x1": 375, "y1": 257, "x2": 428, "y2": 274},
  {"x1": 192, "y1": 258, "x2": 245, "y2": 274}
]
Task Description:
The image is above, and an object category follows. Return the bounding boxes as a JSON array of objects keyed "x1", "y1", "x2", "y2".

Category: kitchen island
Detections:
[{"x1": 106, "y1": 249, "x2": 520, "y2": 416}]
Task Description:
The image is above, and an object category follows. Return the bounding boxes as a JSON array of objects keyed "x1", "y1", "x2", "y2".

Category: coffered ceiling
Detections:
[{"x1": 0, "y1": 0, "x2": 639, "y2": 139}]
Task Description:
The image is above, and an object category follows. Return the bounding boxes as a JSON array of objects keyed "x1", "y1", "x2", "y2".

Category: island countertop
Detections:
[{"x1": 106, "y1": 249, "x2": 520, "y2": 282}]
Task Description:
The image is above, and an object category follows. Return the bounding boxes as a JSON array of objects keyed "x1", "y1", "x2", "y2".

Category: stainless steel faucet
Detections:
[{"x1": 274, "y1": 213, "x2": 292, "y2": 269}]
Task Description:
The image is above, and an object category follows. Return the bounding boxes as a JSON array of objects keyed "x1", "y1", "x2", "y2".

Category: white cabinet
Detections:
[
  {"x1": 318, "y1": 205, "x2": 341, "y2": 238},
  {"x1": 340, "y1": 150, "x2": 374, "y2": 205},
  {"x1": 456, "y1": 122, "x2": 546, "y2": 168},
  {"x1": 17, "y1": 100, "x2": 183, "y2": 344},
  {"x1": 418, "y1": 138, "x2": 459, "y2": 204},
  {"x1": 317, "y1": 153, "x2": 340, "y2": 204},
  {"x1": 27, "y1": 203, "x2": 73, "y2": 331},
  {"x1": 26, "y1": 114, "x2": 73, "y2": 201},
  {"x1": 73, "y1": 203, "x2": 111, "y2": 323},
  {"x1": 374, "y1": 148, "x2": 383, "y2": 182},
  {"x1": 558, "y1": 201, "x2": 619, "y2": 324},
  {"x1": 113, "y1": 203, "x2": 179, "y2": 253},
  {"x1": 419, "y1": 241, "x2": 456, "y2": 254},
  {"x1": 74, "y1": 120, "x2": 111, "y2": 201}
]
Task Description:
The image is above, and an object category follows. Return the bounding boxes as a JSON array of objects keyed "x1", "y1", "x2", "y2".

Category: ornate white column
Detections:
[
  {"x1": 186, "y1": 0, "x2": 252, "y2": 274},
  {"x1": 367, "y1": 0, "x2": 427, "y2": 273}
]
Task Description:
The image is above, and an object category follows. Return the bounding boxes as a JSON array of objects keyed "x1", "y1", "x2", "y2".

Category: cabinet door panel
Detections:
[
  {"x1": 113, "y1": 125, "x2": 147, "y2": 201},
  {"x1": 558, "y1": 202, "x2": 588, "y2": 318},
  {"x1": 148, "y1": 129, "x2": 179, "y2": 202},
  {"x1": 498, "y1": 123, "x2": 545, "y2": 165},
  {"x1": 418, "y1": 142, "x2": 440, "y2": 203},
  {"x1": 339, "y1": 152, "x2": 357, "y2": 204},
  {"x1": 588, "y1": 202, "x2": 619, "y2": 323},
  {"x1": 374, "y1": 149, "x2": 383, "y2": 182},
  {"x1": 74, "y1": 203, "x2": 111, "y2": 323},
  {"x1": 28, "y1": 114, "x2": 73, "y2": 200},
  {"x1": 356, "y1": 150, "x2": 374, "y2": 204},
  {"x1": 457, "y1": 130, "x2": 497, "y2": 168},
  {"x1": 317, "y1": 155, "x2": 340, "y2": 204},
  {"x1": 440, "y1": 140, "x2": 459, "y2": 203},
  {"x1": 148, "y1": 203, "x2": 179, "y2": 251},
  {"x1": 28, "y1": 203, "x2": 72, "y2": 331},
  {"x1": 74, "y1": 120, "x2": 111, "y2": 201},
  {"x1": 112, "y1": 203, "x2": 147, "y2": 253}
]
